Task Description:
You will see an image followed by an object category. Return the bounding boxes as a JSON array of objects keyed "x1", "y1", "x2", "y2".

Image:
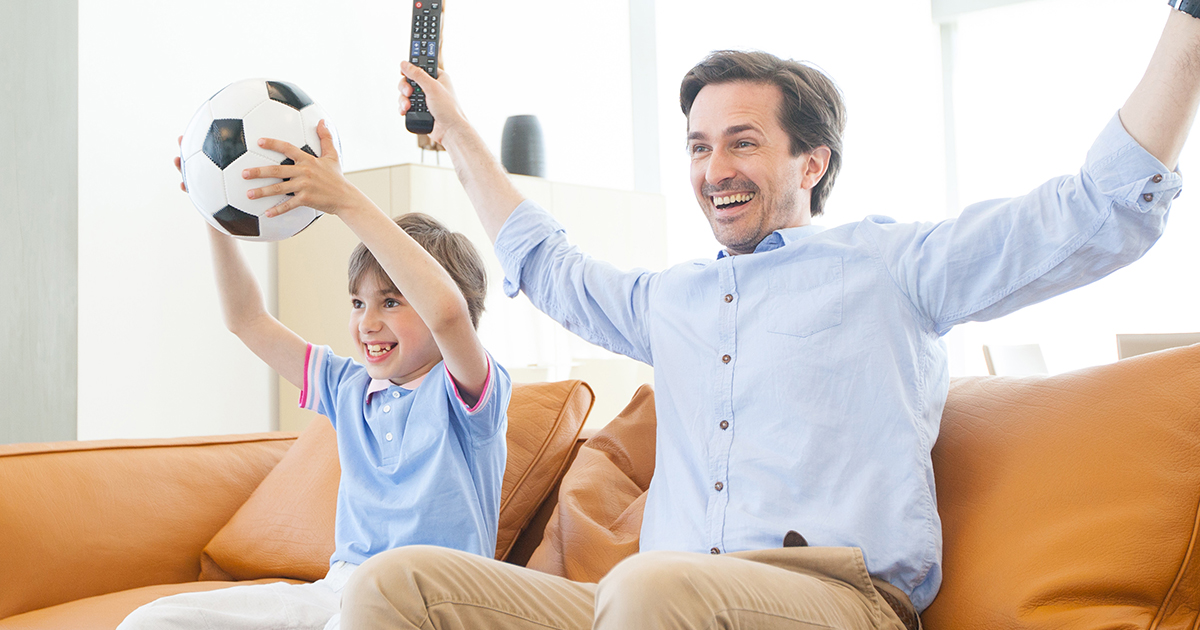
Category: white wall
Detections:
[
  {"x1": 78, "y1": 0, "x2": 634, "y2": 439},
  {"x1": 948, "y1": 0, "x2": 1200, "y2": 374}
]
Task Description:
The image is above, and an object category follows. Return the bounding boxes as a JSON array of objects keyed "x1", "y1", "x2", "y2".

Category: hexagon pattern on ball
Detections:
[{"x1": 180, "y1": 78, "x2": 340, "y2": 242}]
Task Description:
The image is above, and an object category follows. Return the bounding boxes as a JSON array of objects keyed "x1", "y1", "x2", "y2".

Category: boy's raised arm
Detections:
[
  {"x1": 245, "y1": 124, "x2": 490, "y2": 404},
  {"x1": 207, "y1": 225, "x2": 309, "y2": 389}
]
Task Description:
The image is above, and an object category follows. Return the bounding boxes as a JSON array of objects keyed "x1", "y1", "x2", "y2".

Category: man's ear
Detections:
[{"x1": 799, "y1": 146, "x2": 832, "y2": 191}]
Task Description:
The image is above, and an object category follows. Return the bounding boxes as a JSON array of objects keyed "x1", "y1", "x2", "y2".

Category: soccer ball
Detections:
[{"x1": 179, "y1": 79, "x2": 341, "y2": 242}]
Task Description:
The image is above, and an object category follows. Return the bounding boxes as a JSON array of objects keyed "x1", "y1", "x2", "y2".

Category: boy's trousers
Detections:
[
  {"x1": 340, "y1": 545, "x2": 919, "y2": 630},
  {"x1": 116, "y1": 561, "x2": 357, "y2": 630}
]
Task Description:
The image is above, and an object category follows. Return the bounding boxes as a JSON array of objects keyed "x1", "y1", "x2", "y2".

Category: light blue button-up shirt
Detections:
[
  {"x1": 300, "y1": 345, "x2": 510, "y2": 566},
  {"x1": 494, "y1": 113, "x2": 1177, "y2": 610}
]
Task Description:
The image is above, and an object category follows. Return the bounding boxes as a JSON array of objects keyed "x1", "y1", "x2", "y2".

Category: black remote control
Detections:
[{"x1": 405, "y1": 0, "x2": 443, "y2": 135}]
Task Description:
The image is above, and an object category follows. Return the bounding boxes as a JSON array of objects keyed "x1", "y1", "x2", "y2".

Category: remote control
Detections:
[{"x1": 405, "y1": 0, "x2": 443, "y2": 135}]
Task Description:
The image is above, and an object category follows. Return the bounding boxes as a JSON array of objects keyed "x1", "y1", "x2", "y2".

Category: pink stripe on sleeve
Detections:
[
  {"x1": 299, "y1": 343, "x2": 313, "y2": 409},
  {"x1": 448, "y1": 356, "x2": 492, "y2": 414}
]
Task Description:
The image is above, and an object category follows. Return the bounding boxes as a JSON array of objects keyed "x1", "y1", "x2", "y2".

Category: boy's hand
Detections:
[
  {"x1": 242, "y1": 120, "x2": 364, "y2": 218},
  {"x1": 399, "y1": 62, "x2": 468, "y2": 146},
  {"x1": 175, "y1": 136, "x2": 187, "y2": 192}
]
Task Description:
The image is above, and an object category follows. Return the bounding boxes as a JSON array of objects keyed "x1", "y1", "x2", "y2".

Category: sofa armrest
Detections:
[{"x1": 0, "y1": 433, "x2": 295, "y2": 620}]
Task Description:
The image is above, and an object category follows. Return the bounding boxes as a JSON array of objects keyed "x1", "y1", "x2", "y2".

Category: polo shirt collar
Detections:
[{"x1": 716, "y1": 224, "x2": 827, "y2": 259}]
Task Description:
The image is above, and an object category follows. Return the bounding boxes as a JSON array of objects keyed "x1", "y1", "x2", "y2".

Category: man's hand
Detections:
[
  {"x1": 240, "y1": 120, "x2": 366, "y2": 218},
  {"x1": 399, "y1": 62, "x2": 469, "y2": 146}
]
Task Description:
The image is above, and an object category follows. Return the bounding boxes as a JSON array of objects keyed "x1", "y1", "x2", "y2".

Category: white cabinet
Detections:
[{"x1": 276, "y1": 163, "x2": 665, "y2": 432}]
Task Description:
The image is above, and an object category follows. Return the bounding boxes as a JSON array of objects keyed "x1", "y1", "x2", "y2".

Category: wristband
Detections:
[{"x1": 1168, "y1": 0, "x2": 1200, "y2": 19}]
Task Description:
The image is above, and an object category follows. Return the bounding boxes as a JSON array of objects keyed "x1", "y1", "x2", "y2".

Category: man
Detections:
[{"x1": 338, "y1": 6, "x2": 1198, "y2": 629}]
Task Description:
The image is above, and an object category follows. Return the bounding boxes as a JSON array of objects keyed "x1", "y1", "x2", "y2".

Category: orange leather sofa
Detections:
[
  {"x1": 0, "y1": 380, "x2": 593, "y2": 630},
  {"x1": 4, "y1": 344, "x2": 1200, "y2": 629}
]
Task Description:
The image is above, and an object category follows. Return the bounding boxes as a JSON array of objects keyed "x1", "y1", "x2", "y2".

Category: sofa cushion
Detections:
[
  {"x1": 922, "y1": 343, "x2": 1200, "y2": 629},
  {"x1": 201, "y1": 379, "x2": 593, "y2": 581},
  {"x1": 526, "y1": 384, "x2": 655, "y2": 581},
  {"x1": 0, "y1": 434, "x2": 294, "y2": 621},
  {"x1": 0, "y1": 579, "x2": 303, "y2": 630}
]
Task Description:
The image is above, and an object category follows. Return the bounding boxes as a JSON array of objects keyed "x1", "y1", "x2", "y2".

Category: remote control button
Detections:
[
  {"x1": 415, "y1": 1, "x2": 421, "y2": 7},
  {"x1": 428, "y1": 42, "x2": 437, "y2": 56}
]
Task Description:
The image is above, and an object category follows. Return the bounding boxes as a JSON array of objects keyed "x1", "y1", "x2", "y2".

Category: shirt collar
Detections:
[{"x1": 716, "y1": 224, "x2": 827, "y2": 259}]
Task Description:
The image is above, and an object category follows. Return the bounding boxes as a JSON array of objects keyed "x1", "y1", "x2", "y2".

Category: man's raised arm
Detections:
[
  {"x1": 1121, "y1": 8, "x2": 1200, "y2": 170},
  {"x1": 398, "y1": 62, "x2": 524, "y2": 243}
]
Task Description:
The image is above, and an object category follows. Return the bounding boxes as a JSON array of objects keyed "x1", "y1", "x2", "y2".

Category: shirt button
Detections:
[
  {"x1": 722, "y1": 354, "x2": 731, "y2": 364},
  {"x1": 715, "y1": 481, "x2": 724, "y2": 491},
  {"x1": 720, "y1": 420, "x2": 729, "y2": 430},
  {"x1": 383, "y1": 405, "x2": 391, "y2": 412},
  {"x1": 710, "y1": 547, "x2": 721, "y2": 554},
  {"x1": 392, "y1": 391, "x2": 400, "y2": 398},
  {"x1": 385, "y1": 432, "x2": 394, "y2": 441},
  {"x1": 1143, "y1": 193, "x2": 1154, "y2": 202},
  {"x1": 1153, "y1": 174, "x2": 1164, "y2": 183},
  {"x1": 724, "y1": 294, "x2": 733, "y2": 303}
]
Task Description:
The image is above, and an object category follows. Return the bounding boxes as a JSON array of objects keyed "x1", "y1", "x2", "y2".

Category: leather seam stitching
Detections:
[{"x1": 1149, "y1": 491, "x2": 1200, "y2": 630}]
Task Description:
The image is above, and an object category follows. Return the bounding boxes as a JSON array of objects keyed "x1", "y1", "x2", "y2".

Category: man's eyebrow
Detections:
[
  {"x1": 687, "y1": 124, "x2": 761, "y2": 142},
  {"x1": 725, "y1": 124, "x2": 760, "y2": 136}
]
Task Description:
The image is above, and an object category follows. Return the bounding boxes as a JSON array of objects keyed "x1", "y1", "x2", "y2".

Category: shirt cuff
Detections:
[
  {"x1": 494, "y1": 199, "x2": 566, "y2": 298},
  {"x1": 1086, "y1": 111, "x2": 1182, "y2": 214},
  {"x1": 447, "y1": 353, "x2": 493, "y2": 414},
  {"x1": 299, "y1": 343, "x2": 326, "y2": 411}
]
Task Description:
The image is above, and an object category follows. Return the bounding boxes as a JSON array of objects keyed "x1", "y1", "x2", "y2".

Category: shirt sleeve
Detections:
[
  {"x1": 494, "y1": 200, "x2": 656, "y2": 365},
  {"x1": 298, "y1": 344, "x2": 360, "y2": 428},
  {"x1": 862, "y1": 111, "x2": 1179, "y2": 335},
  {"x1": 443, "y1": 352, "x2": 511, "y2": 443}
]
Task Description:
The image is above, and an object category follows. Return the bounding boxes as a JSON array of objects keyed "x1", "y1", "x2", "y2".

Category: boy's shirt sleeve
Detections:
[
  {"x1": 443, "y1": 351, "x2": 511, "y2": 444},
  {"x1": 298, "y1": 343, "x2": 360, "y2": 428}
]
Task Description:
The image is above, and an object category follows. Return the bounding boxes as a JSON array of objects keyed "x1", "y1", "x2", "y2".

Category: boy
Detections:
[{"x1": 120, "y1": 122, "x2": 510, "y2": 630}]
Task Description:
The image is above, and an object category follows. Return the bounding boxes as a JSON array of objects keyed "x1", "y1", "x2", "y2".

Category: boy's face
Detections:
[{"x1": 348, "y1": 273, "x2": 442, "y2": 385}]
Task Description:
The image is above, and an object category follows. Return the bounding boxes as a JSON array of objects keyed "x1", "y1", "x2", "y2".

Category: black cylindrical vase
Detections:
[{"x1": 500, "y1": 115, "x2": 545, "y2": 177}]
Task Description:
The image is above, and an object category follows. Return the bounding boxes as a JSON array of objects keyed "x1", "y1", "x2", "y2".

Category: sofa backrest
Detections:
[
  {"x1": 0, "y1": 433, "x2": 295, "y2": 620},
  {"x1": 922, "y1": 343, "x2": 1200, "y2": 629}
]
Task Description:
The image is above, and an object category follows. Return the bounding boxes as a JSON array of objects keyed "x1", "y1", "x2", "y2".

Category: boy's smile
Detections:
[{"x1": 349, "y1": 274, "x2": 442, "y2": 386}]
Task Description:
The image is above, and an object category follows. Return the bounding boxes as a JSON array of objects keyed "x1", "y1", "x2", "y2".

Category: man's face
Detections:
[{"x1": 687, "y1": 81, "x2": 820, "y2": 255}]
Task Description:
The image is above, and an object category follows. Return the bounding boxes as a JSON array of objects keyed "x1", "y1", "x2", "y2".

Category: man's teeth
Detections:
[{"x1": 714, "y1": 192, "x2": 755, "y2": 207}]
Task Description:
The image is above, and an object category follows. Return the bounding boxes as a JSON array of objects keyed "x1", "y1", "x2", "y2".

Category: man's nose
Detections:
[{"x1": 705, "y1": 147, "x2": 736, "y2": 186}]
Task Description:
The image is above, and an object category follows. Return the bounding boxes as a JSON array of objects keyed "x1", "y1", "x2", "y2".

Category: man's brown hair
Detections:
[
  {"x1": 347, "y1": 213, "x2": 488, "y2": 329},
  {"x1": 680, "y1": 50, "x2": 847, "y2": 217}
]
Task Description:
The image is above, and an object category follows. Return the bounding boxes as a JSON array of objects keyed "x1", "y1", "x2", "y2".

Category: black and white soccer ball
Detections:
[{"x1": 180, "y1": 79, "x2": 341, "y2": 242}]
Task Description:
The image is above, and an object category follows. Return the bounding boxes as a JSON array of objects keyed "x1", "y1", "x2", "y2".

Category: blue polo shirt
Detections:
[{"x1": 299, "y1": 344, "x2": 510, "y2": 566}]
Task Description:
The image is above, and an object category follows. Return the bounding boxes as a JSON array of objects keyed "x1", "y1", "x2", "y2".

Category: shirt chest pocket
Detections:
[{"x1": 766, "y1": 257, "x2": 844, "y2": 338}]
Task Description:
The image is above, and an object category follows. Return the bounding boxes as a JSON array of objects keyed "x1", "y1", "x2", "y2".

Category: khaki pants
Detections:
[{"x1": 340, "y1": 546, "x2": 917, "y2": 630}]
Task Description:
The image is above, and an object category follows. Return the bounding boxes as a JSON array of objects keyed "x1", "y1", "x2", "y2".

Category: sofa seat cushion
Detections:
[
  {"x1": 0, "y1": 579, "x2": 304, "y2": 630},
  {"x1": 201, "y1": 380, "x2": 594, "y2": 582},
  {"x1": 922, "y1": 343, "x2": 1200, "y2": 629}
]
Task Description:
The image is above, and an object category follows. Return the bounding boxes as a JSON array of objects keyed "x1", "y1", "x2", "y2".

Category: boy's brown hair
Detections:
[{"x1": 347, "y1": 213, "x2": 488, "y2": 329}]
